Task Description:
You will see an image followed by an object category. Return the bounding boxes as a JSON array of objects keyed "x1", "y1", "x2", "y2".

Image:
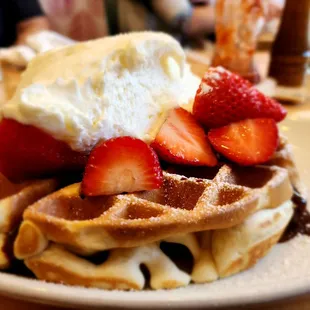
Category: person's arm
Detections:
[
  {"x1": 150, "y1": 0, "x2": 214, "y2": 37},
  {"x1": 11, "y1": 0, "x2": 50, "y2": 45},
  {"x1": 149, "y1": 0, "x2": 193, "y2": 30},
  {"x1": 183, "y1": 5, "x2": 215, "y2": 36}
]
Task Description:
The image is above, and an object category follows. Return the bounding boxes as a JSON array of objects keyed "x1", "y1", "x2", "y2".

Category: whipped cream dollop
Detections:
[{"x1": 2, "y1": 32, "x2": 200, "y2": 152}]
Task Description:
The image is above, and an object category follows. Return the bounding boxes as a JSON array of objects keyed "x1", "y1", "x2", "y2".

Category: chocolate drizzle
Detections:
[{"x1": 280, "y1": 189, "x2": 310, "y2": 242}]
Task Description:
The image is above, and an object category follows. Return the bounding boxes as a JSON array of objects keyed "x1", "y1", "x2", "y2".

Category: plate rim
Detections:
[{"x1": 0, "y1": 272, "x2": 310, "y2": 309}]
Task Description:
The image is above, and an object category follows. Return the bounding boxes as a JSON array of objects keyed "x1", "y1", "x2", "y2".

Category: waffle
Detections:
[
  {"x1": 0, "y1": 174, "x2": 58, "y2": 268},
  {"x1": 268, "y1": 135, "x2": 308, "y2": 199},
  {"x1": 24, "y1": 200, "x2": 293, "y2": 290},
  {"x1": 14, "y1": 163, "x2": 292, "y2": 259},
  {"x1": 14, "y1": 165, "x2": 295, "y2": 289}
]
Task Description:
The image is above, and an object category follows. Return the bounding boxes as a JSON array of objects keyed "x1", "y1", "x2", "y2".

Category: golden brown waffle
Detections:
[
  {"x1": 24, "y1": 200, "x2": 293, "y2": 290},
  {"x1": 0, "y1": 174, "x2": 58, "y2": 268},
  {"x1": 14, "y1": 164, "x2": 293, "y2": 260}
]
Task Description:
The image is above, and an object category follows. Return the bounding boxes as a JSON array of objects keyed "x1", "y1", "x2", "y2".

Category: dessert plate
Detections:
[{"x1": 0, "y1": 115, "x2": 309, "y2": 309}]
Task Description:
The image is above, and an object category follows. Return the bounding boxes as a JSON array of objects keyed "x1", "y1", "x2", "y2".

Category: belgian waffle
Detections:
[
  {"x1": 13, "y1": 156, "x2": 295, "y2": 290},
  {"x1": 14, "y1": 163, "x2": 292, "y2": 258},
  {"x1": 22, "y1": 200, "x2": 293, "y2": 290},
  {"x1": 0, "y1": 174, "x2": 58, "y2": 268}
]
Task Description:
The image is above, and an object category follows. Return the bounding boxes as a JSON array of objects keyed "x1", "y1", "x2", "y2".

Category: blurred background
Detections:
[
  {"x1": 0, "y1": 0, "x2": 286, "y2": 47},
  {"x1": 0, "y1": 0, "x2": 308, "y2": 104}
]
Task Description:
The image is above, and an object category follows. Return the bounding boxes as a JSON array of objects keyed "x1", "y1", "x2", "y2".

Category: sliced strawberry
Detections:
[
  {"x1": 151, "y1": 107, "x2": 217, "y2": 166},
  {"x1": 193, "y1": 67, "x2": 287, "y2": 128},
  {"x1": 208, "y1": 118, "x2": 279, "y2": 166},
  {"x1": 81, "y1": 137, "x2": 163, "y2": 196},
  {"x1": 0, "y1": 119, "x2": 87, "y2": 181}
]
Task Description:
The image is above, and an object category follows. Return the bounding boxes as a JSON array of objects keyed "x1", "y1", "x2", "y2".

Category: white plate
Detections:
[{"x1": 0, "y1": 116, "x2": 309, "y2": 309}]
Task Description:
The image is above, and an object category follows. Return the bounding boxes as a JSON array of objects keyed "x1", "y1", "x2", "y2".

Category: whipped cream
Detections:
[{"x1": 2, "y1": 32, "x2": 199, "y2": 152}]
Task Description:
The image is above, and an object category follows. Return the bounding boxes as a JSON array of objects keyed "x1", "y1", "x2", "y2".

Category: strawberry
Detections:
[
  {"x1": 193, "y1": 67, "x2": 287, "y2": 128},
  {"x1": 151, "y1": 107, "x2": 217, "y2": 166},
  {"x1": 208, "y1": 118, "x2": 279, "y2": 166},
  {"x1": 0, "y1": 119, "x2": 87, "y2": 181},
  {"x1": 81, "y1": 137, "x2": 163, "y2": 196}
]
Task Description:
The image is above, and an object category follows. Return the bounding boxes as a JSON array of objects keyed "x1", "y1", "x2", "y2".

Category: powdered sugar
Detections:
[
  {"x1": 205, "y1": 66, "x2": 231, "y2": 82},
  {"x1": 207, "y1": 71, "x2": 220, "y2": 81},
  {"x1": 200, "y1": 83, "x2": 213, "y2": 94}
]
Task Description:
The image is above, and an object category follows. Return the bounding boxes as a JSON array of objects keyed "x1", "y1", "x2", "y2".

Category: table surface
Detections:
[{"x1": 0, "y1": 49, "x2": 309, "y2": 309}]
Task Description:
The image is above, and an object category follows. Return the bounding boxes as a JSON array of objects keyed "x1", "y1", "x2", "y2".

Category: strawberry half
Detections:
[
  {"x1": 208, "y1": 118, "x2": 279, "y2": 166},
  {"x1": 0, "y1": 119, "x2": 87, "y2": 181},
  {"x1": 151, "y1": 107, "x2": 217, "y2": 166},
  {"x1": 81, "y1": 137, "x2": 163, "y2": 196},
  {"x1": 193, "y1": 67, "x2": 287, "y2": 128}
]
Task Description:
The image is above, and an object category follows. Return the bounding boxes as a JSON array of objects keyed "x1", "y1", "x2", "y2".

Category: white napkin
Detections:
[{"x1": 0, "y1": 31, "x2": 75, "y2": 67}]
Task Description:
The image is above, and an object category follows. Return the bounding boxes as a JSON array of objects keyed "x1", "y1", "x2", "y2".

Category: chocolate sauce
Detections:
[{"x1": 280, "y1": 189, "x2": 310, "y2": 242}]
